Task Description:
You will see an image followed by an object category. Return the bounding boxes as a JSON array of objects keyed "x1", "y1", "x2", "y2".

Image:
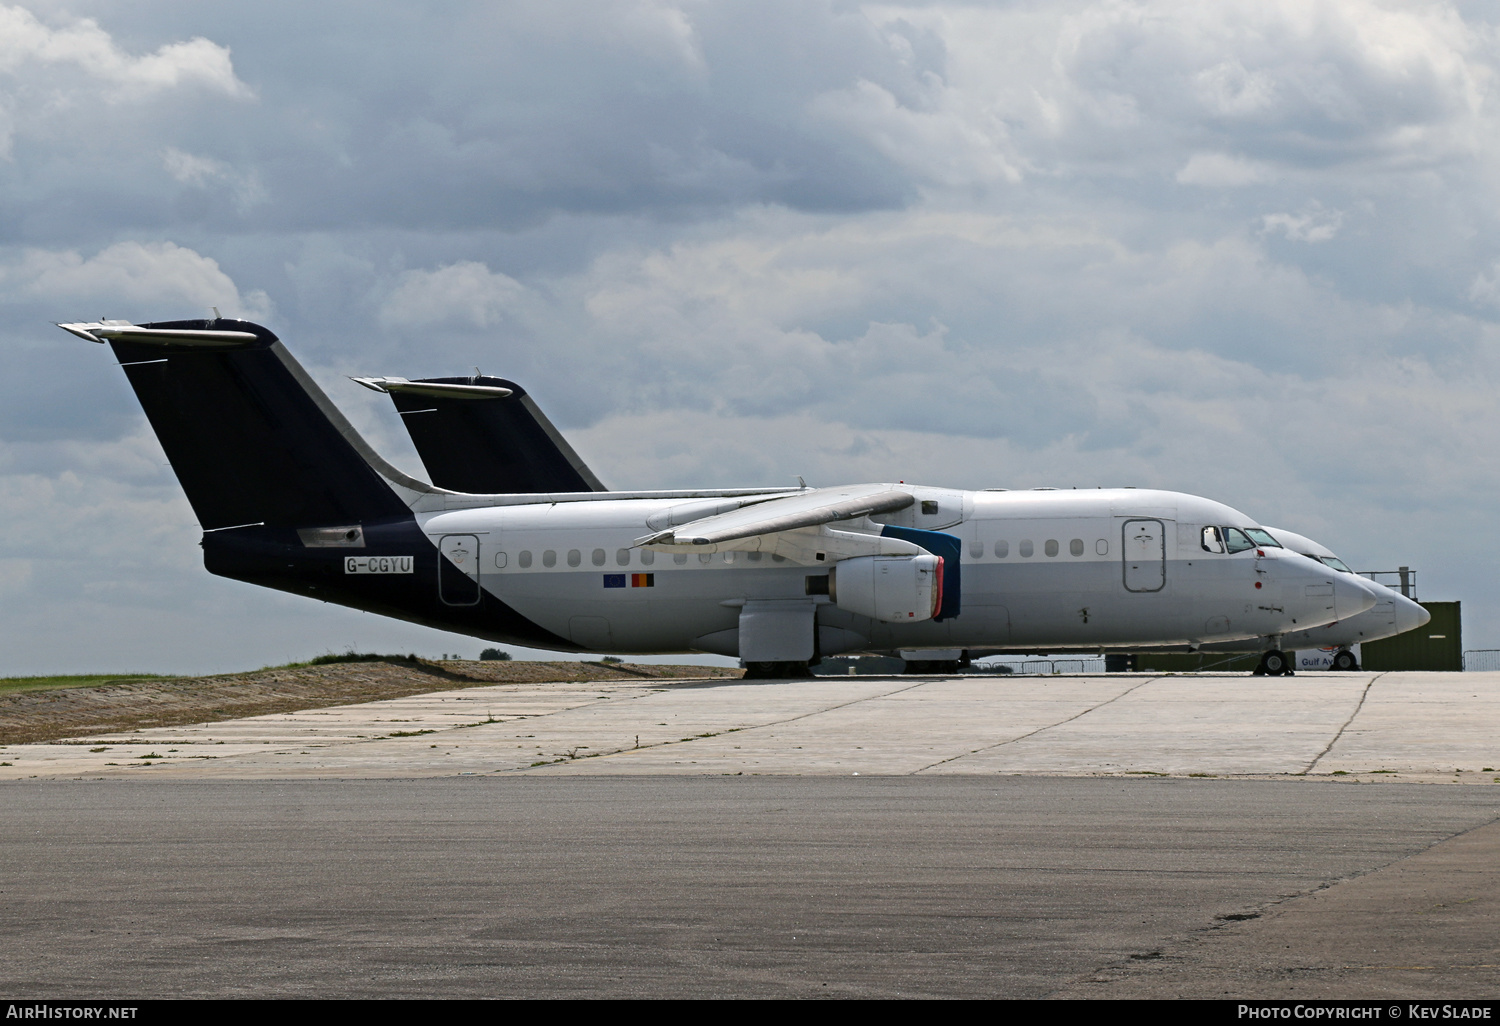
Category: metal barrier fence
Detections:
[
  {"x1": 974, "y1": 658, "x2": 1107, "y2": 675},
  {"x1": 1463, "y1": 649, "x2": 1500, "y2": 671},
  {"x1": 1358, "y1": 568, "x2": 1417, "y2": 600}
]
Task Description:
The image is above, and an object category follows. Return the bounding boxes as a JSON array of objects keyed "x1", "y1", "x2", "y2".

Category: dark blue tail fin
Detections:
[
  {"x1": 380, "y1": 375, "x2": 606, "y2": 494},
  {"x1": 68, "y1": 319, "x2": 426, "y2": 530}
]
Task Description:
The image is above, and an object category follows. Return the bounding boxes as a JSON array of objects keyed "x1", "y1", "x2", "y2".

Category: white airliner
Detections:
[{"x1": 58, "y1": 318, "x2": 1381, "y2": 677}]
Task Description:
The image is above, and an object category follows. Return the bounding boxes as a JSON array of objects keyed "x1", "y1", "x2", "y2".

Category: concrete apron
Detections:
[{"x1": 3, "y1": 670, "x2": 1499, "y2": 781}]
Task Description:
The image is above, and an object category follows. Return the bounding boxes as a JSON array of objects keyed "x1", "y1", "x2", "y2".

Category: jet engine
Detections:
[{"x1": 829, "y1": 554, "x2": 943, "y2": 623}]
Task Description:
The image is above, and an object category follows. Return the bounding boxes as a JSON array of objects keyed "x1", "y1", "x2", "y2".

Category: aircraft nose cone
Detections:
[
  {"x1": 1394, "y1": 593, "x2": 1430, "y2": 633},
  {"x1": 1334, "y1": 574, "x2": 1378, "y2": 620}
]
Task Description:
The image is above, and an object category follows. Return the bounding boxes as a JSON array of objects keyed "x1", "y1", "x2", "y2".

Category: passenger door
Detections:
[
  {"x1": 438, "y1": 534, "x2": 482, "y2": 606},
  {"x1": 1122, "y1": 519, "x2": 1165, "y2": 592}
]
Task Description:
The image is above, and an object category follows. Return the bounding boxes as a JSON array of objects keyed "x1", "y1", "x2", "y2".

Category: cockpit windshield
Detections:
[
  {"x1": 1222, "y1": 527, "x2": 1255, "y2": 553},
  {"x1": 1202, "y1": 525, "x2": 1282, "y2": 554},
  {"x1": 1318, "y1": 555, "x2": 1353, "y2": 573},
  {"x1": 1201, "y1": 525, "x2": 1257, "y2": 553}
]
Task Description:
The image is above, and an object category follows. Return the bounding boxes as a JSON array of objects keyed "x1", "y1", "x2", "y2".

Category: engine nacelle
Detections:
[{"x1": 829, "y1": 554, "x2": 943, "y2": 623}]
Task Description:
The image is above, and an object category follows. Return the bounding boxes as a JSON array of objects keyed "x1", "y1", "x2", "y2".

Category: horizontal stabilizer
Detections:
[
  {"x1": 57, "y1": 321, "x2": 258, "y2": 348},
  {"x1": 637, "y1": 485, "x2": 913, "y2": 547},
  {"x1": 351, "y1": 376, "x2": 514, "y2": 400}
]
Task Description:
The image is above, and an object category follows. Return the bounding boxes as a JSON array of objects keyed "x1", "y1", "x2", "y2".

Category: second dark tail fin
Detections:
[{"x1": 354, "y1": 374, "x2": 606, "y2": 494}]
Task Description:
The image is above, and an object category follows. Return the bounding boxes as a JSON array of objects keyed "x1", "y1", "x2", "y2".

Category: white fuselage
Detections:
[{"x1": 413, "y1": 486, "x2": 1376, "y2": 656}]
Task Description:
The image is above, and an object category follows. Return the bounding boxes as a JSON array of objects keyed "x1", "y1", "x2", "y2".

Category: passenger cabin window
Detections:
[
  {"x1": 1019, "y1": 540, "x2": 1034, "y2": 558},
  {"x1": 969, "y1": 540, "x2": 984, "y2": 559},
  {"x1": 1044, "y1": 539, "x2": 1059, "y2": 557},
  {"x1": 674, "y1": 553, "x2": 688, "y2": 565},
  {"x1": 615, "y1": 548, "x2": 630, "y2": 566},
  {"x1": 567, "y1": 549, "x2": 582, "y2": 567},
  {"x1": 921, "y1": 500, "x2": 939, "y2": 515},
  {"x1": 592, "y1": 548, "x2": 606, "y2": 566},
  {"x1": 747, "y1": 551, "x2": 762, "y2": 562},
  {"x1": 1201, "y1": 526, "x2": 1225, "y2": 553},
  {"x1": 1095, "y1": 539, "x2": 1108, "y2": 555},
  {"x1": 995, "y1": 540, "x2": 1009, "y2": 558},
  {"x1": 542, "y1": 550, "x2": 556, "y2": 568},
  {"x1": 699, "y1": 552, "x2": 712, "y2": 564},
  {"x1": 518, "y1": 550, "x2": 533, "y2": 568},
  {"x1": 1070, "y1": 539, "x2": 1084, "y2": 557},
  {"x1": 641, "y1": 550, "x2": 655, "y2": 566}
]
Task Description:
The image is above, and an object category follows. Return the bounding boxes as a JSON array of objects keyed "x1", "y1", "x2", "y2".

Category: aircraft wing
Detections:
[{"x1": 637, "y1": 484, "x2": 913, "y2": 547}]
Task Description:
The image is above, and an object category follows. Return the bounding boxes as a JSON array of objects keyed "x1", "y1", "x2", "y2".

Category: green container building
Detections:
[{"x1": 1359, "y1": 601, "x2": 1462, "y2": 672}]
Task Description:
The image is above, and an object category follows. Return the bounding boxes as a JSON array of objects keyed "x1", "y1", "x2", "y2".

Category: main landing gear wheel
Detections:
[
  {"x1": 1332, "y1": 649, "x2": 1360, "y2": 672},
  {"x1": 743, "y1": 661, "x2": 812, "y2": 680},
  {"x1": 1254, "y1": 650, "x2": 1294, "y2": 677}
]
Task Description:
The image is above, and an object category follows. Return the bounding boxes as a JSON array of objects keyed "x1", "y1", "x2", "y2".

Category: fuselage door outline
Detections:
[
  {"x1": 438, "y1": 534, "x2": 482, "y2": 606},
  {"x1": 1122, "y1": 518, "x2": 1165, "y2": 593}
]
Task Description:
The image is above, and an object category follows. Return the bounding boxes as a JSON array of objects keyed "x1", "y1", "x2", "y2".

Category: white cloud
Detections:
[
  {"x1": 620, "y1": 0, "x2": 706, "y2": 72},
  {"x1": 0, "y1": 4, "x2": 252, "y2": 99},
  {"x1": 2, "y1": 241, "x2": 270, "y2": 319},
  {"x1": 379, "y1": 261, "x2": 529, "y2": 330},
  {"x1": 1468, "y1": 262, "x2": 1500, "y2": 309},
  {"x1": 865, "y1": 0, "x2": 1493, "y2": 183},
  {"x1": 812, "y1": 77, "x2": 1024, "y2": 188},
  {"x1": 1176, "y1": 152, "x2": 1276, "y2": 186},
  {"x1": 1260, "y1": 207, "x2": 1343, "y2": 243},
  {"x1": 161, "y1": 147, "x2": 267, "y2": 212},
  {"x1": 161, "y1": 147, "x2": 227, "y2": 187}
]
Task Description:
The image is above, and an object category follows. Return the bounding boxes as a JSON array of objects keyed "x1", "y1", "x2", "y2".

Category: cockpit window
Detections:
[
  {"x1": 1319, "y1": 556, "x2": 1353, "y2": 573},
  {"x1": 1223, "y1": 527, "x2": 1255, "y2": 553},
  {"x1": 1244, "y1": 528, "x2": 1281, "y2": 548},
  {"x1": 1200, "y1": 526, "x2": 1225, "y2": 553}
]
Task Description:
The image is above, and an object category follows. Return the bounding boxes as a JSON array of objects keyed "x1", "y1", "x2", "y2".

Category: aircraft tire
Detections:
[
  {"x1": 1332, "y1": 649, "x2": 1360, "y2": 671},
  {"x1": 1257, "y1": 650, "x2": 1291, "y2": 676}
]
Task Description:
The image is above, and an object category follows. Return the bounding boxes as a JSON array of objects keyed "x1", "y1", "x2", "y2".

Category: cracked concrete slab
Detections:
[{"x1": 2, "y1": 671, "x2": 1497, "y2": 782}]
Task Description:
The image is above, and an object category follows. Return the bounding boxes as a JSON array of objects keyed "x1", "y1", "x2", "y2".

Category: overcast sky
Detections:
[{"x1": 3, "y1": 0, "x2": 1498, "y2": 674}]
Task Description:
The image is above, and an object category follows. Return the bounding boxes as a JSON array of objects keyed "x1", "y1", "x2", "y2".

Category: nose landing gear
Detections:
[{"x1": 1253, "y1": 649, "x2": 1295, "y2": 676}]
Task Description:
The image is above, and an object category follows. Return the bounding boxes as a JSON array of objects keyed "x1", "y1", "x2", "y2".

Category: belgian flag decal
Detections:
[{"x1": 604, "y1": 574, "x2": 655, "y2": 588}]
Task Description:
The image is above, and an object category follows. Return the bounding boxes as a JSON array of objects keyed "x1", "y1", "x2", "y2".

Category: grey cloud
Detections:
[{"x1": 0, "y1": 1, "x2": 929, "y2": 246}]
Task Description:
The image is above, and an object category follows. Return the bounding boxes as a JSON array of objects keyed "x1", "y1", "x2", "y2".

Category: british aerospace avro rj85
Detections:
[{"x1": 59, "y1": 317, "x2": 1380, "y2": 677}]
